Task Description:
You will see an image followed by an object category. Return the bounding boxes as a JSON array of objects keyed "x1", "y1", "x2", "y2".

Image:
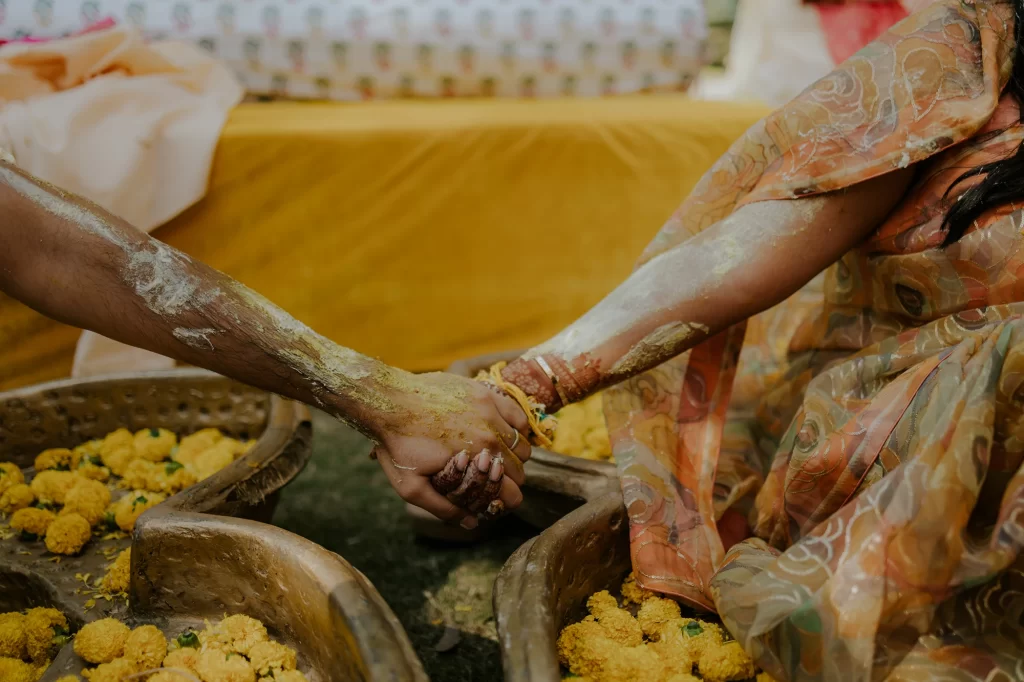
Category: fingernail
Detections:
[
  {"x1": 476, "y1": 450, "x2": 492, "y2": 472},
  {"x1": 455, "y1": 451, "x2": 469, "y2": 471},
  {"x1": 460, "y1": 516, "x2": 478, "y2": 530},
  {"x1": 489, "y1": 458, "x2": 503, "y2": 481}
]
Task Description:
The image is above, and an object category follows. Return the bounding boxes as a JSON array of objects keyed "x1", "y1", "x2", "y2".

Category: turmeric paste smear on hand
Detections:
[{"x1": 557, "y1": 573, "x2": 776, "y2": 682}]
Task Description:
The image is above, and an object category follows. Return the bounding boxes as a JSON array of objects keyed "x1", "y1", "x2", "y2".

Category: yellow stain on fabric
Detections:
[{"x1": 0, "y1": 96, "x2": 768, "y2": 390}]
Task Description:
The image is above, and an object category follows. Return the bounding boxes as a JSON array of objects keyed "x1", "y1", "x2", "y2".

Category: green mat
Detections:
[{"x1": 272, "y1": 411, "x2": 537, "y2": 682}]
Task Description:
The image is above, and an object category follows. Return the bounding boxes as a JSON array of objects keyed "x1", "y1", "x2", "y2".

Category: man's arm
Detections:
[
  {"x1": 0, "y1": 161, "x2": 531, "y2": 525},
  {"x1": 0, "y1": 160, "x2": 396, "y2": 434}
]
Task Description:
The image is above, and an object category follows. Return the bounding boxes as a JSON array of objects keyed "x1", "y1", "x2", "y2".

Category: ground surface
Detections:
[{"x1": 272, "y1": 411, "x2": 537, "y2": 682}]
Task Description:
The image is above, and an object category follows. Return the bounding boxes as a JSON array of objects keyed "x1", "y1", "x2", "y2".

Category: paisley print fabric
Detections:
[{"x1": 604, "y1": 1, "x2": 1024, "y2": 679}]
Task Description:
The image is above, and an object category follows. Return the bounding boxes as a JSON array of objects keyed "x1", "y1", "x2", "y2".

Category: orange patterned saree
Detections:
[{"x1": 604, "y1": 1, "x2": 1024, "y2": 679}]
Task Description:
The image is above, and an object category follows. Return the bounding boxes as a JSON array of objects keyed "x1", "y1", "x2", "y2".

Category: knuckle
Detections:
[
  {"x1": 471, "y1": 384, "x2": 492, "y2": 404},
  {"x1": 395, "y1": 479, "x2": 420, "y2": 503}
]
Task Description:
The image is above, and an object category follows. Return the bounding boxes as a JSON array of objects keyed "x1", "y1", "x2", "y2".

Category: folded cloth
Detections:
[
  {"x1": 0, "y1": 25, "x2": 244, "y2": 377},
  {"x1": 0, "y1": 25, "x2": 243, "y2": 230}
]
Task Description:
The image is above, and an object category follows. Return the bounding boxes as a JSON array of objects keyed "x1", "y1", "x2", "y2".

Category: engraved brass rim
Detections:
[{"x1": 0, "y1": 369, "x2": 427, "y2": 682}]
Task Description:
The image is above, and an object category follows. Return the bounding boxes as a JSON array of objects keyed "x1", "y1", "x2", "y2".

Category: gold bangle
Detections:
[{"x1": 534, "y1": 356, "x2": 572, "y2": 408}]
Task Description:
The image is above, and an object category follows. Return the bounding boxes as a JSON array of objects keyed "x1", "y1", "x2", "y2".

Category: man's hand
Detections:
[{"x1": 369, "y1": 371, "x2": 532, "y2": 529}]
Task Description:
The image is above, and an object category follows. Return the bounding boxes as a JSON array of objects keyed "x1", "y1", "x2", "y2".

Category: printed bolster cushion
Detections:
[{"x1": 3, "y1": 0, "x2": 709, "y2": 100}]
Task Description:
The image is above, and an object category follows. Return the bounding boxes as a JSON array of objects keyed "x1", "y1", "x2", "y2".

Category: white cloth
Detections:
[
  {"x1": 0, "y1": 27, "x2": 243, "y2": 378},
  {"x1": 693, "y1": 0, "x2": 833, "y2": 108},
  {"x1": 0, "y1": 27, "x2": 243, "y2": 231}
]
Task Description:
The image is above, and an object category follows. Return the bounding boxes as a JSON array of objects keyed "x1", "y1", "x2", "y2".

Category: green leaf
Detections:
[
  {"x1": 52, "y1": 625, "x2": 70, "y2": 637},
  {"x1": 133, "y1": 495, "x2": 148, "y2": 507},
  {"x1": 176, "y1": 630, "x2": 200, "y2": 649},
  {"x1": 165, "y1": 461, "x2": 184, "y2": 475},
  {"x1": 149, "y1": 428, "x2": 161, "y2": 438},
  {"x1": 19, "y1": 530, "x2": 39, "y2": 542},
  {"x1": 33, "y1": 500, "x2": 56, "y2": 511},
  {"x1": 85, "y1": 455, "x2": 103, "y2": 467},
  {"x1": 682, "y1": 620, "x2": 703, "y2": 637},
  {"x1": 51, "y1": 633, "x2": 71, "y2": 652},
  {"x1": 103, "y1": 511, "x2": 117, "y2": 529}
]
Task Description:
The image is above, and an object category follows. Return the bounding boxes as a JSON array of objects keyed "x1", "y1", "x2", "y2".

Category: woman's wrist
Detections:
[{"x1": 501, "y1": 354, "x2": 600, "y2": 413}]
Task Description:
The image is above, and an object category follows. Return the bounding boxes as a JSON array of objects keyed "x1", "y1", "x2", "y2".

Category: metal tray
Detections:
[{"x1": 0, "y1": 369, "x2": 427, "y2": 681}]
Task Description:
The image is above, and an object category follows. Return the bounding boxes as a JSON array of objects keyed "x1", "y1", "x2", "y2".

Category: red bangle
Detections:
[{"x1": 534, "y1": 356, "x2": 572, "y2": 408}]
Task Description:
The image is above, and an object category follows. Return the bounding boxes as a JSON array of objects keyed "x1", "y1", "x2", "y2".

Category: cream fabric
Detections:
[{"x1": 0, "y1": 26, "x2": 243, "y2": 377}]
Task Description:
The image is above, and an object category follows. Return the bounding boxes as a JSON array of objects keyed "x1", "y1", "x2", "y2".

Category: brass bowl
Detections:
[
  {"x1": 0, "y1": 368, "x2": 310, "y2": 521},
  {"x1": 0, "y1": 369, "x2": 427, "y2": 681},
  {"x1": 30, "y1": 508, "x2": 427, "y2": 681},
  {"x1": 446, "y1": 351, "x2": 618, "y2": 529},
  {"x1": 492, "y1": 492, "x2": 630, "y2": 682}
]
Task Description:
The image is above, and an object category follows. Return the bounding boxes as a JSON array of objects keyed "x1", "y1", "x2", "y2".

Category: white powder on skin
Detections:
[
  {"x1": 526, "y1": 244, "x2": 705, "y2": 362},
  {"x1": 712, "y1": 235, "x2": 744, "y2": 277},
  {"x1": 229, "y1": 283, "x2": 373, "y2": 382},
  {"x1": 172, "y1": 327, "x2": 219, "y2": 350},
  {"x1": 1, "y1": 164, "x2": 406, "y2": 429},
  {"x1": 0, "y1": 166, "x2": 221, "y2": 317},
  {"x1": 525, "y1": 196, "x2": 828, "y2": 375},
  {"x1": 129, "y1": 246, "x2": 220, "y2": 316}
]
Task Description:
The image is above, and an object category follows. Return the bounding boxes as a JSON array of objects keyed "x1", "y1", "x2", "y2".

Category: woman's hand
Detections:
[{"x1": 368, "y1": 371, "x2": 532, "y2": 529}]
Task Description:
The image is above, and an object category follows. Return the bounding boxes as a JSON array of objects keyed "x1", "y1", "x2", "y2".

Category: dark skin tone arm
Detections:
[
  {"x1": 501, "y1": 169, "x2": 916, "y2": 411},
  {"x1": 0, "y1": 160, "x2": 532, "y2": 529}
]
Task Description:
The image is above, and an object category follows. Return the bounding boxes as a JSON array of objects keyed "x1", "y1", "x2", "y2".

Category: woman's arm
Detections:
[
  {"x1": 0, "y1": 161, "x2": 531, "y2": 527},
  {"x1": 502, "y1": 169, "x2": 915, "y2": 410}
]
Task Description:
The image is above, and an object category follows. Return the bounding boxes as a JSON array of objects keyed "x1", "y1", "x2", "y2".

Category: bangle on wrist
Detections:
[
  {"x1": 535, "y1": 356, "x2": 572, "y2": 409},
  {"x1": 476, "y1": 361, "x2": 556, "y2": 448}
]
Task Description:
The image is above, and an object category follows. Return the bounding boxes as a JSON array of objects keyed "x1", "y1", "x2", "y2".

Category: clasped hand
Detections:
[{"x1": 369, "y1": 372, "x2": 531, "y2": 529}]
